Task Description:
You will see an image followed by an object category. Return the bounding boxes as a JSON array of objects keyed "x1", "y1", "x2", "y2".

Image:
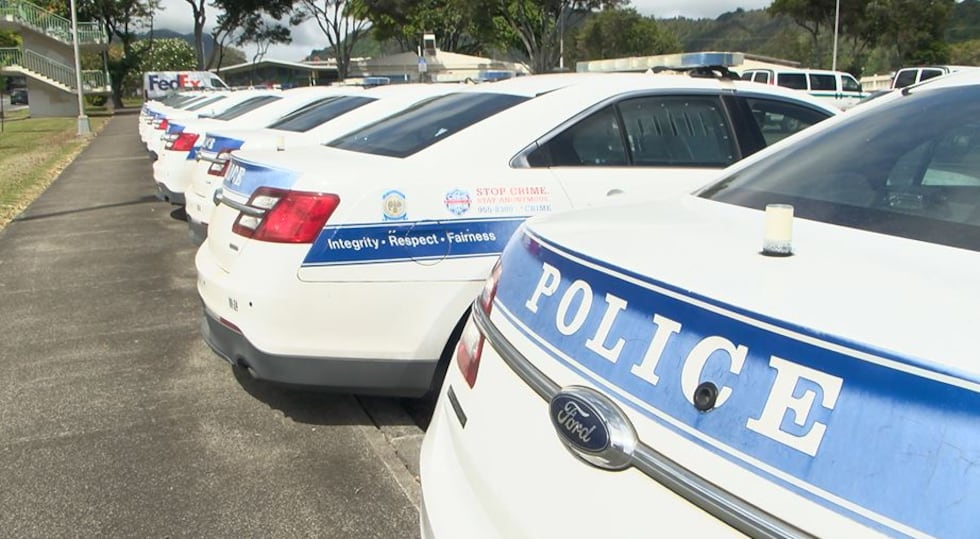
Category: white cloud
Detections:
[{"x1": 152, "y1": 0, "x2": 775, "y2": 63}]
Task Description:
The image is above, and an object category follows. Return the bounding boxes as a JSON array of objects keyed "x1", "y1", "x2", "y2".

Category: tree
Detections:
[
  {"x1": 81, "y1": 0, "x2": 159, "y2": 108},
  {"x1": 296, "y1": 0, "x2": 371, "y2": 79},
  {"x1": 466, "y1": 0, "x2": 624, "y2": 74},
  {"x1": 571, "y1": 7, "x2": 680, "y2": 66},
  {"x1": 361, "y1": 0, "x2": 483, "y2": 54},
  {"x1": 208, "y1": 0, "x2": 300, "y2": 71},
  {"x1": 768, "y1": 0, "x2": 837, "y2": 67},
  {"x1": 883, "y1": 0, "x2": 954, "y2": 65},
  {"x1": 183, "y1": 0, "x2": 207, "y2": 69}
]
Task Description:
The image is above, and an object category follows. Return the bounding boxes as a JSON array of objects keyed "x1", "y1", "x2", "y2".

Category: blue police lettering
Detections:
[{"x1": 524, "y1": 261, "x2": 843, "y2": 456}]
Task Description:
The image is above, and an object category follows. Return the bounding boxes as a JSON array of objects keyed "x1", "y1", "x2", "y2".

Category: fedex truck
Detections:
[{"x1": 143, "y1": 71, "x2": 230, "y2": 100}]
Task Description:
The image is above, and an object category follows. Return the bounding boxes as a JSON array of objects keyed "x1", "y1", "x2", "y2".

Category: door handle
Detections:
[{"x1": 606, "y1": 188, "x2": 624, "y2": 196}]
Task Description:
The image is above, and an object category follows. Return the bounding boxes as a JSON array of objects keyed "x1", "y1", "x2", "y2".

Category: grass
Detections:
[{"x1": 0, "y1": 113, "x2": 110, "y2": 229}]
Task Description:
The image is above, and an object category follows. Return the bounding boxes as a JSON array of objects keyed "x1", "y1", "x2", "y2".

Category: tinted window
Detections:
[
  {"x1": 268, "y1": 96, "x2": 375, "y2": 132},
  {"x1": 701, "y1": 86, "x2": 980, "y2": 251},
  {"x1": 920, "y1": 68, "x2": 945, "y2": 82},
  {"x1": 777, "y1": 73, "x2": 807, "y2": 90},
  {"x1": 621, "y1": 96, "x2": 734, "y2": 166},
  {"x1": 841, "y1": 75, "x2": 862, "y2": 92},
  {"x1": 746, "y1": 98, "x2": 831, "y2": 146},
  {"x1": 754, "y1": 72, "x2": 770, "y2": 84},
  {"x1": 185, "y1": 95, "x2": 228, "y2": 111},
  {"x1": 529, "y1": 106, "x2": 626, "y2": 166},
  {"x1": 327, "y1": 93, "x2": 529, "y2": 158},
  {"x1": 809, "y1": 74, "x2": 836, "y2": 91},
  {"x1": 212, "y1": 95, "x2": 282, "y2": 120},
  {"x1": 893, "y1": 70, "x2": 918, "y2": 88}
]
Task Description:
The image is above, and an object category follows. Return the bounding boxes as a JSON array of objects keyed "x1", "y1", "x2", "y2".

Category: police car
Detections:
[
  {"x1": 185, "y1": 83, "x2": 461, "y2": 244},
  {"x1": 153, "y1": 87, "x2": 363, "y2": 204},
  {"x1": 196, "y1": 62, "x2": 839, "y2": 396},
  {"x1": 419, "y1": 71, "x2": 980, "y2": 537},
  {"x1": 140, "y1": 91, "x2": 236, "y2": 150}
]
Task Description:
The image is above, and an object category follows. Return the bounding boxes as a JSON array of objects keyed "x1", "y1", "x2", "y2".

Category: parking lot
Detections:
[{"x1": 0, "y1": 112, "x2": 423, "y2": 537}]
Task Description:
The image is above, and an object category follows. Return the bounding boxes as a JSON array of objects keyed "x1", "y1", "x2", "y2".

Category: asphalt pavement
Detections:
[{"x1": 0, "y1": 112, "x2": 423, "y2": 537}]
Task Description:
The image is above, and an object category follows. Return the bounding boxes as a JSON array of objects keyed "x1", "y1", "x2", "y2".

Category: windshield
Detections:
[
  {"x1": 212, "y1": 95, "x2": 282, "y2": 120},
  {"x1": 326, "y1": 92, "x2": 529, "y2": 158},
  {"x1": 268, "y1": 95, "x2": 376, "y2": 132},
  {"x1": 184, "y1": 95, "x2": 227, "y2": 111},
  {"x1": 701, "y1": 85, "x2": 980, "y2": 251}
]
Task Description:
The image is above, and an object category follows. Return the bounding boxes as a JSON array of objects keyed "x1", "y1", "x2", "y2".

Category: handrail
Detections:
[
  {"x1": 0, "y1": 47, "x2": 110, "y2": 93},
  {"x1": 0, "y1": 0, "x2": 107, "y2": 45}
]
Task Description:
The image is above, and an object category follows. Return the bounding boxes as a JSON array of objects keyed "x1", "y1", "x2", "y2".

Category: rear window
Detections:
[
  {"x1": 327, "y1": 93, "x2": 529, "y2": 157},
  {"x1": 212, "y1": 95, "x2": 282, "y2": 120},
  {"x1": 268, "y1": 95, "x2": 376, "y2": 132},
  {"x1": 777, "y1": 73, "x2": 807, "y2": 90},
  {"x1": 920, "y1": 68, "x2": 945, "y2": 82},
  {"x1": 701, "y1": 85, "x2": 980, "y2": 252},
  {"x1": 185, "y1": 95, "x2": 227, "y2": 111},
  {"x1": 893, "y1": 69, "x2": 919, "y2": 88}
]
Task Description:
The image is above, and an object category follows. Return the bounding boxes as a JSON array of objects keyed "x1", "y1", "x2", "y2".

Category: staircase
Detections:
[
  {"x1": 0, "y1": 48, "x2": 110, "y2": 94},
  {"x1": 0, "y1": 0, "x2": 107, "y2": 46}
]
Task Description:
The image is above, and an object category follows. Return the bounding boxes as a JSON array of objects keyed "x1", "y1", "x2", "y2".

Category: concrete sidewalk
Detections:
[{"x1": 0, "y1": 113, "x2": 419, "y2": 537}]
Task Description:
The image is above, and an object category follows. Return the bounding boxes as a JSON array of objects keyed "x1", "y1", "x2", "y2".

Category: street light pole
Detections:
[
  {"x1": 832, "y1": 0, "x2": 841, "y2": 71},
  {"x1": 70, "y1": 0, "x2": 91, "y2": 135}
]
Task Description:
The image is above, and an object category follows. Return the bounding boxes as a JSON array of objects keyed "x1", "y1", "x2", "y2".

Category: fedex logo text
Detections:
[{"x1": 147, "y1": 73, "x2": 202, "y2": 92}]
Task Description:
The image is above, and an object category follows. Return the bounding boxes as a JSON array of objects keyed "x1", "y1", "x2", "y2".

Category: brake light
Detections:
[
  {"x1": 232, "y1": 187, "x2": 340, "y2": 243},
  {"x1": 156, "y1": 118, "x2": 169, "y2": 130},
  {"x1": 208, "y1": 151, "x2": 232, "y2": 176},
  {"x1": 456, "y1": 259, "x2": 502, "y2": 388},
  {"x1": 169, "y1": 132, "x2": 199, "y2": 151}
]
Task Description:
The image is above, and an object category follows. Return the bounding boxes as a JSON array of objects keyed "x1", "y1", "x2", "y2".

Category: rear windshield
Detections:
[
  {"x1": 326, "y1": 92, "x2": 529, "y2": 158},
  {"x1": 185, "y1": 95, "x2": 227, "y2": 111},
  {"x1": 212, "y1": 95, "x2": 282, "y2": 120},
  {"x1": 268, "y1": 95, "x2": 376, "y2": 132},
  {"x1": 700, "y1": 85, "x2": 980, "y2": 252}
]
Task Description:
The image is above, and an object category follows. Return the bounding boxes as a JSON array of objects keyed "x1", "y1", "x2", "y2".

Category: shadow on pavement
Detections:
[
  {"x1": 231, "y1": 365, "x2": 369, "y2": 427},
  {"x1": 13, "y1": 194, "x2": 160, "y2": 222},
  {"x1": 170, "y1": 206, "x2": 187, "y2": 221}
]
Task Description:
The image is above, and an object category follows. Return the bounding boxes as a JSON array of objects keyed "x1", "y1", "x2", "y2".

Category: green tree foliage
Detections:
[
  {"x1": 570, "y1": 7, "x2": 680, "y2": 65},
  {"x1": 296, "y1": 0, "x2": 371, "y2": 78},
  {"x1": 361, "y1": 0, "x2": 483, "y2": 54},
  {"x1": 208, "y1": 0, "x2": 300, "y2": 70},
  {"x1": 80, "y1": 0, "x2": 159, "y2": 107},
  {"x1": 950, "y1": 38, "x2": 980, "y2": 65},
  {"x1": 0, "y1": 30, "x2": 19, "y2": 47}
]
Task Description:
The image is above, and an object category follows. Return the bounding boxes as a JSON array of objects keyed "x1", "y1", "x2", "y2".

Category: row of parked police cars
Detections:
[{"x1": 138, "y1": 53, "x2": 980, "y2": 538}]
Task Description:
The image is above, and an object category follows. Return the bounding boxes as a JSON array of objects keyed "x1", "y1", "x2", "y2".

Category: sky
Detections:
[{"x1": 152, "y1": 0, "x2": 774, "y2": 63}]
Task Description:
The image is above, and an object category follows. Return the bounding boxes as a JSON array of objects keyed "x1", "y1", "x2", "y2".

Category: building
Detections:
[
  {"x1": 0, "y1": 0, "x2": 110, "y2": 117},
  {"x1": 216, "y1": 58, "x2": 340, "y2": 88}
]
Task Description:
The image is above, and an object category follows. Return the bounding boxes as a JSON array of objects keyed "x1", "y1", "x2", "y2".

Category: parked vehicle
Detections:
[
  {"x1": 185, "y1": 83, "x2": 461, "y2": 244},
  {"x1": 143, "y1": 71, "x2": 229, "y2": 100},
  {"x1": 195, "y1": 59, "x2": 839, "y2": 397},
  {"x1": 9, "y1": 88, "x2": 27, "y2": 105},
  {"x1": 741, "y1": 67, "x2": 867, "y2": 109},
  {"x1": 419, "y1": 70, "x2": 980, "y2": 538},
  {"x1": 890, "y1": 65, "x2": 978, "y2": 89}
]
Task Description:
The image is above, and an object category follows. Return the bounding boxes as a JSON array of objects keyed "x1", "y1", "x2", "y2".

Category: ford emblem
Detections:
[{"x1": 548, "y1": 386, "x2": 638, "y2": 471}]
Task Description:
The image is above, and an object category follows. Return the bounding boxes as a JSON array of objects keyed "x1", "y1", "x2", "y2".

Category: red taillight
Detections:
[
  {"x1": 232, "y1": 187, "x2": 340, "y2": 243},
  {"x1": 169, "y1": 132, "x2": 199, "y2": 151},
  {"x1": 207, "y1": 151, "x2": 232, "y2": 176},
  {"x1": 456, "y1": 259, "x2": 502, "y2": 388},
  {"x1": 156, "y1": 118, "x2": 169, "y2": 130}
]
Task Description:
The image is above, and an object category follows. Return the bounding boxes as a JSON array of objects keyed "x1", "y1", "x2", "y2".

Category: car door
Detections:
[{"x1": 530, "y1": 93, "x2": 741, "y2": 206}]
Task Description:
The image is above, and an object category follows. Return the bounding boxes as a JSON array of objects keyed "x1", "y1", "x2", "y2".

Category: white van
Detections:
[
  {"x1": 741, "y1": 67, "x2": 867, "y2": 109},
  {"x1": 143, "y1": 71, "x2": 230, "y2": 100},
  {"x1": 891, "y1": 65, "x2": 978, "y2": 89}
]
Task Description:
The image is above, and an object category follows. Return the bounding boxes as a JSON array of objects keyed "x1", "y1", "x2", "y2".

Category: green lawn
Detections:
[{"x1": 0, "y1": 114, "x2": 110, "y2": 229}]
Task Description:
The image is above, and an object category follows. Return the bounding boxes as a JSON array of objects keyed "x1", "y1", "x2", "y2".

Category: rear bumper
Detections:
[
  {"x1": 200, "y1": 308, "x2": 438, "y2": 396},
  {"x1": 156, "y1": 182, "x2": 185, "y2": 205}
]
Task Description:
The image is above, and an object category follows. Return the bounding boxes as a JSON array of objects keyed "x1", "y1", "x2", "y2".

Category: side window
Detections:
[
  {"x1": 920, "y1": 68, "x2": 945, "y2": 83},
  {"x1": 529, "y1": 106, "x2": 627, "y2": 167},
  {"x1": 809, "y1": 74, "x2": 837, "y2": 91},
  {"x1": 893, "y1": 69, "x2": 918, "y2": 88},
  {"x1": 754, "y1": 72, "x2": 770, "y2": 84},
  {"x1": 841, "y1": 75, "x2": 861, "y2": 92},
  {"x1": 619, "y1": 96, "x2": 735, "y2": 166},
  {"x1": 745, "y1": 98, "x2": 831, "y2": 146},
  {"x1": 777, "y1": 73, "x2": 807, "y2": 90}
]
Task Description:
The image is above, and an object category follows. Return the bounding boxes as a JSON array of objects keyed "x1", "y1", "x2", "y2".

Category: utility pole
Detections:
[
  {"x1": 832, "y1": 0, "x2": 841, "y2": 71},
  {"x1": 70, "y1": 0, "x2": 91, "y2": 136}
]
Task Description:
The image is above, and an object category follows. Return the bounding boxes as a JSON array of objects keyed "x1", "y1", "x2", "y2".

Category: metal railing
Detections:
[
  {"x1": 0, "y1": 47, "x2": 111, "y2": 93},
  {"x1": 0, "y1": 0, "x2": 107, "y2": 45}
]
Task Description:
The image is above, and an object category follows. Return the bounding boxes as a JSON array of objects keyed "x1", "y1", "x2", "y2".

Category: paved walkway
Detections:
[{"x1": 0, "y1": 112, "x2": 420, "y2": 537}]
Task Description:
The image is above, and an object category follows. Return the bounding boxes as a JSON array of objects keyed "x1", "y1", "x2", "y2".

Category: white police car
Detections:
[
  {"x1": 185, "y1": 83, "x2": 461, "y2": 244},
  {"x1": 153, "y1": 87, "x2": 362, "y2": 204},
  {"x1": 140, "y1": 91, "x2": 237, "y2": 150},
  {"x1": 419, "y1": 71, "x2": 980, "y2": 537},
  {"x1": 196, "y1": 63, "x2": 838, "y2": 396}
]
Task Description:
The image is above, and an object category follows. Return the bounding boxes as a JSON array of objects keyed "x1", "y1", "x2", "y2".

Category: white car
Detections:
[
  {"x1": 140, "y1": 91, "x2": 237, "y2": 150},
  {"x1": 153, "y1": 87, "x2": 364, "y2": 204},
  {"x1": 419, "y1": 71, "x2": 980, "y2": 537},
  {"x1": 196, "y1": 65, "x2": 838, "y2": 396},
  {"x1": 185, "y1": 83, "x2": 461, "y2": 244}
]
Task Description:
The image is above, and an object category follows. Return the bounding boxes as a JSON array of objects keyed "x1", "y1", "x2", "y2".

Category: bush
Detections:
[{"x1": 86, "y1": 95, "x2": 108, "y2": 107}]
